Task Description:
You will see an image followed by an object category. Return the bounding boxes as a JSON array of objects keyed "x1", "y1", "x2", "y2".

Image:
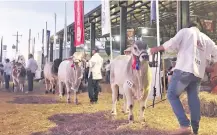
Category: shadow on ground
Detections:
[
  {"x1": 7, "y1": 96, "x2": 58, "y2": 104},
  {"x1": 31, "y1": 111, "x2": 169, "y2": 135}
]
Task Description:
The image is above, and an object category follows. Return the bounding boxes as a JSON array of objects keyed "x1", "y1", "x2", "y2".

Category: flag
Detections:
[
  {"x1": 101, "y1": 0, "x2": 111, "y2": 35},
  {"x1": 150, "y1": 0, "x2": 156, "y2": 23},
  {"x1": 74, "y1": 0, "x2": 84, "y2": 47}
]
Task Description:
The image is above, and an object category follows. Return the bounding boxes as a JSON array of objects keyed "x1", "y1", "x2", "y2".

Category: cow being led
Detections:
[
  {"x1": 12, "y1": 62, "x2": 26, "y2": 92},
  {"x1": 110, "y1": 40, "x2": 152, "y2": 122},
  {"x1": 58, "y1": 53, "x2": 86, "y2": 104}
]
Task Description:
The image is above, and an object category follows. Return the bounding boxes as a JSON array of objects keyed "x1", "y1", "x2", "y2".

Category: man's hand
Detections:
[
  {"x1": 205, "y1": 66, "x2": 214, "y2": 73},
  {"x1": 150, "y1": 46, "x2": 165, "y2": 55},
  {"x1": 150, "y1": 47, "x2": 159, "y2": 55}
]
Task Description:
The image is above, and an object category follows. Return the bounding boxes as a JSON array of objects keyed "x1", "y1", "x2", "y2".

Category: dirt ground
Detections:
[{"x1": 0, "y1": 82, "x2": 216, "y2": 135}]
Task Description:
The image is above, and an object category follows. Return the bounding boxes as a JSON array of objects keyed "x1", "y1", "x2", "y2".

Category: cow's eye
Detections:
[{"x1": 134, "y1": 47, "x2": 137, "y2": 51}]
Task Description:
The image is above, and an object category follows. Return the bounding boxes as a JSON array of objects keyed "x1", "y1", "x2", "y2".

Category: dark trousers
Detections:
[
  {"x1": 106, "y1": 71, "x2": 110, "y2": 84},
  {"x1": 27, "y1": 71, "x2": 34, "y2": 91},
  {"x1": 88, "y1": 73, "x2": 100, "y2": 102},
  {"x1": 4, "y1": 72, "x2": 10, "y2": 89}
]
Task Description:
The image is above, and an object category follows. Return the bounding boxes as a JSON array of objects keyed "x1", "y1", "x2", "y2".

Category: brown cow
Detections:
[{"x1": 12, "y1": 62, "x2": 26, "y2": 92}]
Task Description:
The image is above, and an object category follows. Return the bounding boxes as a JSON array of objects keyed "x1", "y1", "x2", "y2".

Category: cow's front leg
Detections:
[
  {"x1": 122, "y1": 93, "x2": 129, "y2": 114},
  {"x1": 139, "y1": 87, "x2": 150, "y2": 122},
  {"x1": 73, "y1": 88, "x2": 78, "y2": 105},
  {"x1": 111, "y1": 84, "x2": 118, "y2": 115},
  {"x1": 51, "y1": 80, "x2": 55, "y2": 94},
  {"x1": 58, "y1": 81, "x2": 63, "y2": 98},
  {"x1": 0, "y1": 81, "x2": 2, "y2": 89},
  {"x1": 45, "y1": 79, "x2": 49, "y2": 94},
  {"x1": 139, "y1": 98, "x2": 147, "y2": 122},
  {"x1": 20, "y1": 83, "x2": 24, "y2": 92},
  {"x1": 13, "y1": 81, "x2": 18, "y2": 92},
  {"x1": 65, "y1": 83, "x2": 71, "y2": 103},
  {"x1": 123, "y1": 83, "x2": 134, "y2": 122}
]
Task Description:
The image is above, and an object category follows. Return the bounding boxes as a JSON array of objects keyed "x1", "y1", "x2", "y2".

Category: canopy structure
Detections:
[
  {"x1": 52, "y1": 1, "x2": 217, "y2": 61},
  {"x1": 56, "y1": 1, "x2": 217, "y2": 42}
]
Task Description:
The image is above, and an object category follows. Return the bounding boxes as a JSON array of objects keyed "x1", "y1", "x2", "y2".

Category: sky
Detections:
[{"x1": 0, "y1": 0, "x2": 101, "y2": 60}]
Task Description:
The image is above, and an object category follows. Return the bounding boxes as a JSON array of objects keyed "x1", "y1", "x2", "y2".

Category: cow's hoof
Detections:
[
  {"x1": 121, "y1": 110, "x2": 128, "y2": 114},
  {"x1": 129, "y1": 115, "x2": 134, "y2": 122},
  {"x1": 74, "y1": 99, "x2": 78, "y2": 105},
  {"x1": 111, "y1": 111, "x2": 117, "y2": 115},
  {"x1": 67, "y1": 100, "x2": 71, "y2": 104},
  {"x1": 52, "y1": 90, "x2": 55, "y2": 94},
  {"x1": 45, "y1": 91, "x2": 48, "y2": 94},
  {"x1": 49, "y1": 89, "x2": 52, "y2": 92}
]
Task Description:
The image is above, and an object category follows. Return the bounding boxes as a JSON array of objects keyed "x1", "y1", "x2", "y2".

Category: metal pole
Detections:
[
  {"x1": 109, "y1": 21, "x2": 113, "y2": 60},
  {"x1": 0, "y1": 36, "x2": 3, "y2": 62},
  {"x1": 50, "y1": 42, "x2": 53, "y2": 62},
  {"x1": 120, "y1": 6, "x2": 127, "y2": 55},
  {"x1": 54, "y1": 13, "x2": 57, "y2": 60},
  {"x1": 28, "y1": 29, "x2": 31, "y2": 55},
  {"x1": 45, "y1": 22, "x2": 47, "y2": 61},
  {"x1": 90, "y1": 22, "x2": 96, "y2": 56},
  {"x1": 16, "y1": 31, "x2": 18, "y2": 52},
  {"x1": 177, "y1": 1, "x2": 190, "y2": 31},
  {"x1": 32, "y1": 37, "x2": 35, "y2": 56},
  {"x1": 59, "y1": 38, "x2": 63, "y2": 60},
  {"x1": 70, "y1": 31, "x2": 76, "y2": 56},
  {"x1": 64, "y1": 2, "x2": 67, "y2": 59},
  {"x1": 12, "y1": 31, "x2": 22, "y2": 54}
]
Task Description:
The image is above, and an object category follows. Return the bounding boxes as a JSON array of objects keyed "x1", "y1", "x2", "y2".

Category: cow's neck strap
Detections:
[{"x1": 132, "y1": 55, "x2": 140, "y2": 70}]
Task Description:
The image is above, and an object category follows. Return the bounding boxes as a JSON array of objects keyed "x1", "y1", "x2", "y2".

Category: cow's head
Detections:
[
  {"x1": 131, "y1": 40, "x2": 149, "y2": 62},
  {"x1": 12, "y1": 62, "x2": 26, "y2": 77}
]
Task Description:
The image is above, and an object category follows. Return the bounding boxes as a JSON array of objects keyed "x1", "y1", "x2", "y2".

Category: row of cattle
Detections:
[
  {"x1": 44, "y1": 41, "x2": 153, "y2": 122},
  {"x1": 43, "y1": 52, "x2": 86, "y2": 104}
]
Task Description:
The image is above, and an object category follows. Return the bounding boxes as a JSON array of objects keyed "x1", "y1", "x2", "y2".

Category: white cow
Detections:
[
  {"x1": 58, "y1": 52, "x2": 86, "y2": 104},
  {"x1": 43, "y1": 58, "x2": 62, "y2": 94},
  {"x1": 110, "y1": 40, "x2": 152, "y2": 122}
]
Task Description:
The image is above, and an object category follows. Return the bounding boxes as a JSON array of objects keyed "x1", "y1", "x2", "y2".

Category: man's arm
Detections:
[
  {"x1": 150, "y1": 28, "x2": 185, "y2": 54},
  {"x1": 211, "y1": 45, "x2": 217, "y2": 63},
  {"x1": 88, "y1": 58, "x2": 95, "y2": 68}
]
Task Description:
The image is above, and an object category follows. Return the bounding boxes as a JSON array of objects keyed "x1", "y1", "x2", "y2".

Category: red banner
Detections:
[{"x1": 74, "y1": 0, "x2": 84, "y2": 46}]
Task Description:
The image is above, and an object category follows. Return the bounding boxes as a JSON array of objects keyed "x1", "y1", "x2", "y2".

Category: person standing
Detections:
[
  {"x1": 88, "y1": 47, "x2": 103, "y2": 104},
  {"x1": 105, "y1": 60, "x2": 110, "y2": 84},
  {"x1": 26, "y1": 54, "x2": 38, "y2": 93},
  {"x1": 150, "y1": 22, "x2": 217, "y2": 135},
  {"x1": 3, "y1": 59, "x2": 12, "y2": 90}
]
